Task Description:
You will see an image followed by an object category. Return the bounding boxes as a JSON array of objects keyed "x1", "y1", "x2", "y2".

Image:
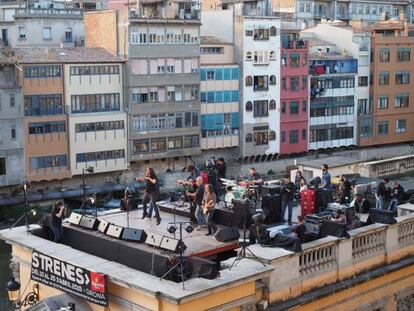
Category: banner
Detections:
[{"x1": 30, "y1": 250, "x2": 108, "y2": 306}]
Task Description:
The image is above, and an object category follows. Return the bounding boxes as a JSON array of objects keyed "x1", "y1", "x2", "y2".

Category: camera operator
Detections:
[{"x1": 51, "y1": 201, "x2": 65, "y2": 242}]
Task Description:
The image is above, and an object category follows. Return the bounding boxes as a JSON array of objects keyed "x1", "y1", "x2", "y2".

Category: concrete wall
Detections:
[
  {"x1": 200, "y1": 9, "x2": 234, "y2": 43},
  {"x1": 84, "y1": 10, "x2": 118, "y2": 55}
]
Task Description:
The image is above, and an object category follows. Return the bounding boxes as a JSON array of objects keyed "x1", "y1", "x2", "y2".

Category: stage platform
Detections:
[{"x1": 97, "y1": 208, "x2": 239, "y2": 258}]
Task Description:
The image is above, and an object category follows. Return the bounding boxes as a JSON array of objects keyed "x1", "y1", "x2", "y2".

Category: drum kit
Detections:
[{"x1": 221, "y1": 178, "x2": 261, "y2": 209}]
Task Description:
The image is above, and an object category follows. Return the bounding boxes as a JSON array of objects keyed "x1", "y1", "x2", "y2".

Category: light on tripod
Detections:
[
  {"x1": 185, "y1": 224, "x2": 194, "y2": 233},
  {"x1": 30, "y1": 209, "x2": 37, "y2": 217},
  {"x1": 167, "y1": 225, "x2": 177, "y2": 234},
  {"x1": 89, "y1": 197, "x2": 95, "y2": 205}
]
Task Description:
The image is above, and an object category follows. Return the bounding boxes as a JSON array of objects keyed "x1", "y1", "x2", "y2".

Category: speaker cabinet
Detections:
[
  {"x1": 367, "y1": 208, "x2": 397, "y2": 225},
  {"x1": 145, "y1": 233, "x2": 164, "y2": 247},
  {"x1": 79, "y1": 216, "x2": 99, "y2": 230},
  {"x1": 98, "y1": 219, "x2": 110, "y2": 234},
  {"x1": 106, "y1": 224, "x2": 124, "y2": 239},
  {"x1": 190, "y1": 257, "x2": 218, "y2": 279},
  {"x1": 121, "y1": 228, "x2": 147, "y2": 243},
  {"x1": 160, "y1": 237, "x2": 186, "y2": 253},
  {"x1": 67, "y1": 212, "x2": 82, "y2": 226},
  {"x1": 214, "y1": 227, "x2": 240, "y2": 242}
]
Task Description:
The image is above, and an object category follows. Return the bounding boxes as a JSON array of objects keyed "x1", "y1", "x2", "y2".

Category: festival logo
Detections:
[{"x1": 90, "y1": 272, "x2": 106, "y2": 293}]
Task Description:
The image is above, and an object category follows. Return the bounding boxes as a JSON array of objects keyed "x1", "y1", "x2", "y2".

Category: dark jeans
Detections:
[
  {"x1": 281, "y1": 200, "x2": 293, "y2": 223},
  {"x1": 143, "y1": 191, "x2": 159, "y2": 218},
  {"x1": 52, "y1": 225, "x2": 62, "y2": 242},
  {"x1": 205, "y1": 209, "x2": 217, "y2": 234}
]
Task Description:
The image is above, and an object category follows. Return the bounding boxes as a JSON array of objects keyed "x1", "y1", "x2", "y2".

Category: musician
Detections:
[
  {"x1": 281, "y1": 174, "x2": 295, "y2": 225},
  {"x1": 247, "y1": 167, "x2": 263, "y2": 185},
  {"x1": 375, "y1": 178, "x2": 389, "y2": 210},
  {"x1": 215, "y1": 157, "x2": 226, "y2": 180},
  {"x1": 51, "y1": 201, "x2": 65, "y2": 242},
  {"x1": 295, "y1": 171, "x2": 306, "y2": 192},
  {"x1": 177, "y1": 164, "x2": 200, "y2": 191},
  {"x1": 388, "y1": 181, "x2": 405, "y2": 214},
  {"x1": 337, "y1": 175, "x2": 352, "y2": 204},
  {"x1": 136, "y1": 167, "x2": 161, "y2": 225},
  {"x1": 203, "y1": 184, "x2": 217, "y2": 236},
  {"x1": 320, "y1": 164, "x2": 331, "y2": 190},
  {"x1": 187, "y1": 177, "x2": 206, "y2": 230}
]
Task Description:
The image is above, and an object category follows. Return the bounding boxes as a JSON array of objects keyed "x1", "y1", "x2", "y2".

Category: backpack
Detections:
[{"x1": 200, "y1": 171, "x2": 209, "y2": 184}]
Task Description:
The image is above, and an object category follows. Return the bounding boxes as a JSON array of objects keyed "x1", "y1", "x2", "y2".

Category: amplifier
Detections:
[
  {"x1": 145, "y1": 233, "x2": 164, "y2": 247},
  {"x1": 97, "y1": 219, "x2": 110, "y2": 234},
  {"x1": 67, "y1": 212, "x2": 82, "y2": 226},
  {"x1": 106, "y1": 224, "x2": 124, "y2": 239},
  {"x1": 79, "y1": 215, "x2": 99, "y2": 230},
  {"x1": 121, "y1": 228, "x2": 147, "y2": 243},
  {"x1": 160, "y1": 237, "x2": 186, "y2": 252}
]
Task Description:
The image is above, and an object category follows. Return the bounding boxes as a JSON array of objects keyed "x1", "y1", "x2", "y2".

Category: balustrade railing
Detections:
[
  {"x1": 398, "y1": 219, "x2": 414, "y2": 246},
  {"x1": 352, "y1": 229, "x2": 386, "y2": 260},
  {"x1": 299, "y1": 241, "x2": 337, "y2": 276}
]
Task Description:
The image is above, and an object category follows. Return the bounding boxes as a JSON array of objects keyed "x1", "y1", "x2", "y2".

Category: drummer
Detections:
[{"x1": 246, "y1": 167, "x2": 263, "y2": 186}]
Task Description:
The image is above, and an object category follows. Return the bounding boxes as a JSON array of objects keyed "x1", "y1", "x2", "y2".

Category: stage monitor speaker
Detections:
[
  {"x1": 106, "y1": 224, "x2": 124, "y2": 239},
  {"x1": 98, "y1": 219, "x2": 110, "y2": 234},
  {"x1": 160, "y1": 236, "x2": 186, "y2": 252},
  {"x1": 145, "y1": 233, "x2": 164, "y2": 247},
  {"x1": 190, "y1": 257, "x2": 219, "y2": 279},
  {"x1": 67, "y1": 212, "x2": 82, "y2": 226},
  {"x1": 367, "y1": 208, "x2": 397, "y2": 225},
  {"x1": 261, "y1": 194, "x2": 282, "y2": 224},
  {"x1": 269, "y1": 233, "x2": 302, "y2": 252},
  {"x1": 121, "y1": 228, "x2": 147, "y2": 243},
  {"x1": 318, "y1": 220, "x2": 349, "y2": 238},
  {"x1": 79, "y1": 215, "x2": 99, "y2": 230},
  {"x1": 214, "y1": 226, "x2": 240, "y2": 242}
]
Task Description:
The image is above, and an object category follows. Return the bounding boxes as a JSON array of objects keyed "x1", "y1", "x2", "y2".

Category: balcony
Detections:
[
  {"x1": 14, "y1": 8, "x2": 84, "y2": 18},
  {"x1": 282, "y1": 40, "x2": 308, "y2": 50},
  {"x1": 309, "y1": 59, "x2": 358, "y2": 76},
  {"x1": 129, "y1": 3, "x2": 200, "y2": 21}
]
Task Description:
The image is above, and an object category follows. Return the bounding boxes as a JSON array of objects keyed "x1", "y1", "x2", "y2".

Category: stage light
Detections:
[
  {"x1": 30, "y1": 209, "x2": 37, "y2": 217},
  {"x1": 89, "y1": 197, "x2": 95, "y2": 205},
  {"x1": 185, "y1": 224, "x2": 194, "y2": 233},
  {"x1": 167, "y1": 225, "x2": 177, "y2": 234}
]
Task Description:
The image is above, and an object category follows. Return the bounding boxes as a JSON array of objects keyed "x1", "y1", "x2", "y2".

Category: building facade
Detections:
[
  {"x1": 361, "y1": 18, "x2": 414, "y2": 146},
  {"x1": 85, "y1": 4, "x2": 202, "y2": 165},
  {"x1": 0, "y1": 52, "x2": 25, "y2": 187},
  {"x1": 200, "y1": 36, "x2": 239, "y2": 150},
  {"x1": 280, "y1": 28, "x2": 309, "y2": 155},
  {"x1": 305, "y1": 40, "x2": 358, "y2": 150}
]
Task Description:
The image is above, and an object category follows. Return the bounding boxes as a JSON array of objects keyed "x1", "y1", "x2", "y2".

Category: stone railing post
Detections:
[
  {"x1": 385, "y1": 224, "x2": 399, "y2": 264},
  {"x1": 337, "y1": 238, "x2": 353, "y2": 280}
]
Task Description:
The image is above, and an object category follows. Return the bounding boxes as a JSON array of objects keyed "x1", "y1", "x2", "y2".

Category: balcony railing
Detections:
[
  {"x1": 14, "y1": 8, "x2": 84, "y2": 17},
  {"x1": 129, "y1": 9, "x2": 200, "y2": 21},
  {"x1": 282, "y1": 40, "x2": 308, "y2": 50}
]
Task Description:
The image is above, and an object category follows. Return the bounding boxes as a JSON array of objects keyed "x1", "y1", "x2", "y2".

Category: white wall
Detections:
[{"x1": 201, "y1": 9, "x2": 234, "y2": 43}]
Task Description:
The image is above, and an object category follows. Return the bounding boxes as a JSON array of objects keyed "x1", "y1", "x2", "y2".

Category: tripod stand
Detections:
[
  {"x1": 10, "y1": 180, "x2": 30, "y2": 233},
  {"x1": 160, "y1": 222, "x2": 189, "y2": 290},
  {"x1": 230, "y1": 199, "x2": 266, "y2": 269}
]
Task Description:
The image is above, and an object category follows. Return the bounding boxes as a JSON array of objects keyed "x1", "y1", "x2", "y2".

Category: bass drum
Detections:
[{"x1": 224, "y1": 192, "x2": 236, "y2": 208}]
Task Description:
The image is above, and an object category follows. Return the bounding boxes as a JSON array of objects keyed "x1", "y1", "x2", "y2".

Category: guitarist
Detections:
[
  {"x1": 203, "y1": 184, "x2": 217, "y2": 236},
  {"x1": 187, "y1": 177, "x2": 205, "y2": 229}
]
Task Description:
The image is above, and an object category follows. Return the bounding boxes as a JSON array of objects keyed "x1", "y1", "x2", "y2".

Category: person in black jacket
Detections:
[
  {"x1": 136, "y1": 167, "x2": 161, "y2": 225},
  {"x1": 51, "y1": 201, "x2": 65, "y2": 242},
  {"x1": 281, "y1": 174, "x2": 295, "y2": 225},
  {"x1": 388, "y1": 181, "x2": 405, "y2": 214},
  {"x1": 375, "y1": 178, "x2": 389, "y2": 210}
]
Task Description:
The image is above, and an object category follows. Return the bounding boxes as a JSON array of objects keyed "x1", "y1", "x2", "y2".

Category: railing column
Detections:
[
  {"x1": 385, "y1": 224, "x2": 399, "y2": 264},
  {"x1": 337, "y1": 238, "x2": 353, "y2": 280}
]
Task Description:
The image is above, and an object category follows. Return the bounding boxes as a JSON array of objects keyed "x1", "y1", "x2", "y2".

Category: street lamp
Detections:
[{"x1": 6, "y1": 277, "x2": 39, "y2": 309}]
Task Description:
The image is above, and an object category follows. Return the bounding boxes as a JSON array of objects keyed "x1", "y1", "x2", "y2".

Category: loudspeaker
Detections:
[
  {"x1": 318, "y1": 220, "x2": 349, "y2": 238},
  {"x1": 106, "y1": 224, "x2": 124, "y2": 239},
  {"x1": 121, "y1": 228, "x2": 147, "y2": 243},
  {"x1": 145, "y1": 233, "x2": 164, "y2": 247},
  {"x1": 160, "y1": 237, "x2": 186, "y2": 252},
  {"x1": 214, "y1": 227, "x2": 240, "y2": 242},
  {"x1": 98, "y1": 219, "x2": 110, "y2": 234},
  {"x1": 79, "y1": 215, "x2": 99, "y2": 230},
  {"x1": 68, "y1": 212, "x2": 82, "y2": 225},
  {"x1": 261, "y1": 194, "x2": 282, "y2": 224},
  {"x1": 367, "y1": 208, "x2": 397, "y2": 225},
  {"x1": 190, "y1": 257, "x2": 219, "y2": 279}
]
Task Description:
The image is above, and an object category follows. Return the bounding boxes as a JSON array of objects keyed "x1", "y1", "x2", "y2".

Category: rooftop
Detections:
[
  {"x1": 298, "y1": 156, "x2": 361, "y2": 169},
  {"x1": 14, "y1": 48, "x2": 125, "y2": 64},
  {"x1": 0, "y1": 49, "x2": 17, "y2": 66},
  {"x1": 201, "y1": 36, "x2": 232, "y2": 45}
]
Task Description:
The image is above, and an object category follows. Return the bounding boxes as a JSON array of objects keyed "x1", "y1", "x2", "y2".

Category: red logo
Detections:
[{"x1": 90, "y1": 272, "x2": 106, "y2": 293}]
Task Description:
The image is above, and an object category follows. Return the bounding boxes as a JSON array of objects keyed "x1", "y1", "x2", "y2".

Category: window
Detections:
[
  {"x1": 24, "y1": 95, "x2": 63, "y2": 116},
  {"x1": 245, "y1": 101, "x2": 252, "y2": 111},
  {"x1": 302, "y1": 129, "x2": 307, "y2": 140},
  {"x1": 253, "y1": 51, "x2": 269, "y2": 65},
  {"x1": 246, "y1": 76, "x2": 252, "y2": 86},
  {"x1": 270, "y1": 51, "x2": 276, "y2": 60},
  {"x1": 269, "y1": 75, "x2": 276, "y2": 85},
  {"x1": 397, "y1": 48, "x2": 410, "y2": 61},
  {"x1": 302, "y1": 100, "x2": 307, "y2": 112},
  {"x1": 290, "y1": 77, "x2": 299, "y2": 92},
  {"x1": 11, "y1": 127, "x2": 16, "y2": 140},
  {"x1": 281, "y1": 131, "x2": 286, "y2": 143},
  {"x1": 9, "y1": 94, "x2": 15, "y2": 107},
  {"x1": 18, "y1": 27, "x2": 26, "y2": 39},
  {"x1": 290, "y1": 101, "x2": 299, "y2": 114},
  {"x1": 378, "y1": 121, "x2": 388, "y2": 135},
  {"x1": 281, "y1": 102, "x2": 286, "y2": 113},
  {"x1": 396, "y1": 119, "x2": 406, "y2": 133},
  {"x1": 245, "y1": 30, "x2": 253, "y2": 36},
  {"x1": 245, "y1": 133, "x2": 252, "y2": 142},
  {"x1": 302, "y1": 77, "x2": 307, "y2": 89},
  {"x1": 200, "y1": 47, "x2": 222, "y2": 54},
  {"x1": 270, "y1": 27, "x2": 277, "y2": 36},
  {"x1": 71, "y1": 93, "x2": 120, "y2": 113},
  {"x1": 282, "y1": 78, "x2": 286, "y2": 90},
  {"x1": 254, "y1": 76, "x2": 268, "y2": 91},
  {"x1": 290, "y1": 53, "x2": 300, "y2": 67},
  {"x1": 246, "y1": 51, "x2": 252, "y2": 61},
  {"x1": 184, "y1": 135, "x2": 199, "y2": 148},
  {"x1": 269, "y1": 131, "x2": 276, "y2": 140},
  {"x1": 168, "y1": 136, "x2": 183, "y2": 149},
  {"x1": 378, "y1": 72, "x2": 389, "y2": 85},
  {"x1": 395, "y1": 93, "x2": 409, "y2": 108},
  {"x1": 0, "y1": 158, "x2": 5, "y2": 175},
  {"x1": 30, "y1": 155, "x2": 68, "y2": 169},
  {"x1": 167, "y1": 89, "x2": 175, "y2": 101},
  {"x1": 24, "y1": 65, "x2": 61, "y2": 78},
  {"x1": 269, "y1": 100, "x2": 276, "y2": 110},
  {"x1": 339, "y1": 78, "x2": 355, "y2": 88},
  {"x1": 253, "y1": 28, "x2": 269, "y2": 41},
  {"x1": 395, "y1": 71, "x2": 410, "y2": 84},
  {"x1": 207, "y1": 70, "x2": 215, "y2": 80},
  {"x1": 289, "y1": 130, "x2": 299, "y2": 144},
  {"x1": 378, "y1": 96, "x2": 389, "y2": 109},
  {"x1": 131, "y1": 32, "x2": 139, "y2": 44},
  {"x1": 253, "y1": 100, "x2": 268, "y2": 117},
  {"x1": 358, "y1": 76, "x2": 368, "y2": 86},
  {"x1": 358, "y1": 99, "x2": 372, "y2": 115},
  {"x1": 133, "y1": 140, "x2": 149, "y2": 153},
  {"x1": 253, "y1": 132, "x2": 268, "y2": 145},
  {"x1": 379, "y1": 48, "x2": 390, "y2": 62},
  {"x1": 30, "y1": 121, "x2": 67, "y2": 134},
  {"x1": 43, "y1": 27, "x2": 51, "y2": 40},
  {"x1": 151, "y1": 138, "x2": 166, "y2": 151}
]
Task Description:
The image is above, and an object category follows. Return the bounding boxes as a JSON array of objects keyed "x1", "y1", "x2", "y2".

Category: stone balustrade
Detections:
[
  {"x1": 398, "y1": 215, "x2": 414, "y2": 246},
  {"x1": 351, "y1": 226, "x2": 386, "y2": 260},
  {"x1": 299, "y1": 237, "x2": 337, "y2": 277},
  {"x1": 359, "y1": 154, "x2": 414, "y2": 178}
]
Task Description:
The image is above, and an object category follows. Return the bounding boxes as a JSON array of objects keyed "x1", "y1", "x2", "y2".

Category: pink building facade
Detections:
[{"x1": 280, "y1": 31, "x2": 309, "y2": 155}]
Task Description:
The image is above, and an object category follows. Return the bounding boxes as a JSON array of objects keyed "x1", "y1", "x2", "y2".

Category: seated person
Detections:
[
  {"x1": 245, "y1": 167, "x2": 263, "y2": 186},
  {"x1": 292, "y1": 216, "x2": 307, "y2": 243},
  {"x1": 331, "y1": 210, "x2": 347, "y2": 224},
  {"x1": 350, "y1": 194, "x2": 371, "y2": 213}
]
